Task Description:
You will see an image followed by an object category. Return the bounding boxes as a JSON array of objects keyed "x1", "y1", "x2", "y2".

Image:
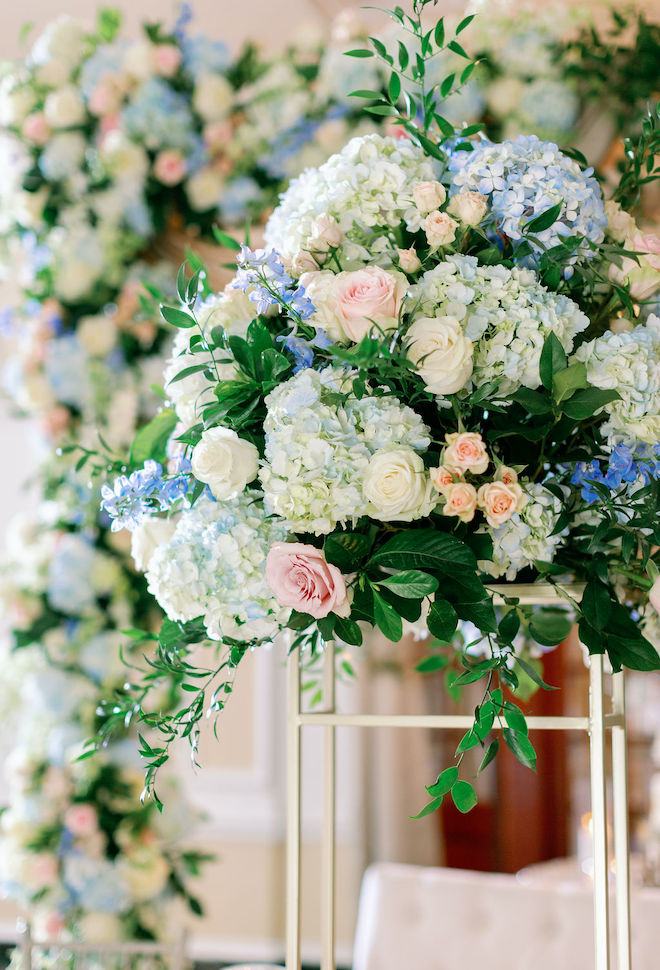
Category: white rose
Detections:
[
  {"x1": 363, "y1": 447, "x2": 435, "y2": 522},
  {"x1": 76, "y1": 315, "x2": 117, "y2": 357},
  {"x1": 120, "y1": 849, "x2": 170, "y2": 902},
  {"x1": 31, "y1": 16, "x2": 86, "y2": 69},
  {"x1": 412, "y1": 180, "x2": 447, "y2": 213},
  {"x1": 14, "y1": 189, "x2": 48, "y2": 228},
  {"x1": 122, "y1": 41, "x2": 156, "y2": 81},
  {"x1": 44, "y1": 85, "x2": 86, "y2": 128},
  {"x1": 131, "y1": 516, "x2": 178, "y2": 573},
  {"x1": 54, "y1": 259, "x2": 99, "y2": 302},
  {"x1": 422, "y1": 210, "x2": 458, "y2": 248},
  {"x1": 448, "y1": 190, "x2": 488, "y2": 227},
  {"x1": 191, "y1": 427, "x2": 259, "y2": 499},
  {"x1": 298, "y1": 269, "x2": 346, "y2": 342},
  {"x1": 35, "y1": 59, "x2": 71, "y2": 88},
  {"x1": 100, "y1": 131, "x2": 149, "y2": 181},
  {"x1": 0, "y1": 80, "x2": 36, "y2": 126},
  {"x1": 193, "y1": 72, "x2": 233, "y2": 122},
  {"x1": 78, "y1": 912, "x2": 124, "y2": 943},
  {"x1": 406, "y1": 316, "x2": 474, "y2": 395},
  {"x1": 604, "y1": 200, "x2": 637, "y2": 244},
  {"x1": 185, "y1": 166, "x2": 224, "y2": 211}
]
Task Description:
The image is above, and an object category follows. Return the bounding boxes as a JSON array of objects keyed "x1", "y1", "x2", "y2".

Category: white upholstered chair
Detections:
[{"x1": 352, "y1": 862, "x2": 660, "y2": 970}]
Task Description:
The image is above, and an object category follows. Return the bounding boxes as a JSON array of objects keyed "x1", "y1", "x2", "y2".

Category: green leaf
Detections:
[
  {"x1": 211, "y1": 226, "x2": 241, "y2": 251},
  {"x1": 529, "y1": 607, "x2": 573, "y2": 646},
  {"x1": 440, "y1": 73, "x2": 455, "y2": 98},
  {"x1": 167, "y1": 363, "x2": 213, "y2": 385},
  {"x1": 526, "y1": 201, "x2": 563, "y2": 234},
  {"x1": 333, "y1": 615, "x2": 363, "y2": 646},
  {"x1": 161, "y1": 305, "x2": 196, "y2": 329},
  {"x1": 447, "y1": 40, "x2": 469, "y2": 59},
  {"x1": 607, "y1": 633, "x2": 660, "y2": 672},
  {"x1": 348, "y1": 89, "x2": 383, "y2": 100},
  {"x1": 581, "y1": 579, "x2": 612, "y2": 630},
  {"x1": 451, "y1": 780, "x2": 478, "y2": 813},
  {"x1": 434, "y1": 18, "x2": 445, "y2": 48},
  {"x1": 176, "y1": 263, "x2": 188, "y2": 303},
  {"x1": 345, "y1": 48, "x2": 374, "y2": 58},
  {"x1": 454, "y1": 597, "x2": 498, "y2": 634},
  {"x1": 478, "y1": 738, "x2": 499, "y2": 773},
  {"x1": 370, "y1": 530, "x2": 476, "y2": 572},
  {"x1": 456, "y1": 14, "x2": 475, "y2": 34},
  {"x1": 415, "y1": 654, "x2": 449, "y2": 673},
  {"x1": 539, "y1": 333, "x2": 567, "y2": 392},
  {"x1": 325, "y1": 533, "x2": 371, "y2": 570},
  {"x1": 372, "y1": 588, "x2": 403, "y2": 642},
  {"x1": 552, "y1": 362, "x2": 588, "y2": 403},
  {"x1": 130, "y1": 408, "x2": 178, "y2": 466},
  {"x1": 504, "y1": 702, "x2": 528, "y2": 735},
  {"x1": 427, "y1": 766, "x2": 458, "y2": 797},
  {"x1": 427, "y1": 598, "x2": 458, "y2": 641},
  {"x1": 511, "y1": 387, "x2": 553, "y2": 415},
  {"x1": 562, "y1": 388, "x2": 620, "y2": 420},
  {"x1": 388, "y1": 71, "x2": 401, "y2": 103},
  {"x1": 498, "y1": 609, "x2": 520, "y2": 642},
  {"x1": 411, "y1": 796, "x2": 443, "y2": 819},
  {"x1": 364, "y1": 104, "x2": 397, "y2": 116},
  {"x1": 397, "y1": 41, "x2": 409, "y2": 70},
  {"x1": 377, "y1": 569, "x2": 439, "y2": 598},
  {"x1": 503, "y1": 729, "x2": 537, "y2": 770}
]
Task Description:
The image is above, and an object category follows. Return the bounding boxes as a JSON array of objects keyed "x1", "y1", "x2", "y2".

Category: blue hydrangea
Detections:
[
  {"x1": 217, "y1": 176, "x2": 262, "y2": 224},
  {"x1": 182, "y1": 35, "x2": 230, "y2": 78},
  {"x1": 121, "y1": 79, "x2": 197, "y2": 154},
  {"x1": 78, "y1": 42, "x2": 128, "y2": 99},
  {"x1": 449, "y1": 135, "x2": 606, "y2": 265}
]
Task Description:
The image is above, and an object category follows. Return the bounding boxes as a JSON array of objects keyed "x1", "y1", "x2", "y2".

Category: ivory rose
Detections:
[
  {"x1": 332, "y1": 266, "x2": 407, "y2": 342},
  {"x1": 422, "y1": 210, "x2": 458, "y2": 248},
  {"x1": 430, "y1": 464, "x2": 463, "y2": 493},
  {"x1": 448, "y1": 189, "x2": 488, "y2": 227},
  {"x1": 609, "y1": 232, "x2": 660, "y2": 301},
  {"x1": 363, "y1": 447, "x2": 435, "y2": 521},
  {"x1": 443, "y1": 431, "x2": 489, "y2": 474},
  {"x1": 412, "y1": 179, "x2": 446, "y2": 213},
  {"x1": 442, "y1": 482, "x2": 478, "y2": 522},
  {"x1": 406, "y1": 316, "x2": 473, "y2": 395},
  {"x1": 308, "y1": 213, "x2": 343, "y2": 253},
  {"x1": 191, "y1": 427, "x2": 259, "y2": 500},
  {"x1": 477, "y1": 480, "x2": 526, "y2": 527},
  {"x1": 396, "y1": 247, "x2": 422, "y2": 273},
  {"x1": 604, "y1": 200, "x2": 637, "y2": 244},
  {"x1": 185, "y1": 166, "x2": 224, "y2": 211},
  {"x1": 44, "y1": 85, "x2": 86, "y2": 128},
  {"x1": 193, "y1": 72, "x2": 233, "y2": 122},
  {"x1": 265, "y1": 542, "x2": 349, "y2": 618}
]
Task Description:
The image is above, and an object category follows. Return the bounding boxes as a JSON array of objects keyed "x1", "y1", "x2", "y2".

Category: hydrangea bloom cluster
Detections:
[
  {"x1": 449, "y1": 135, "x2": 606, "y2": 262},
  {"x1": 260, "y1": 366, "x2": 433, "y2": 535},
  {"x1": 484, "y1": 483, "x2": 567, "y2": 580},
  {"x1": 407, "y1": 254, "x2": 589, "y2": 393},
  {"x1": 573, "y1": 316, "x2": 660, "y2": 445},
  {"x1": 264, "y1": 134, "x2": 436, "y2": 264},
  {"x1": 145, "y1": 493, "x2": 289, "y2": 641}
]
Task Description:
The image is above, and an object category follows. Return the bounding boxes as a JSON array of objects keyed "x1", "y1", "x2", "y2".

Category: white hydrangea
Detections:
[
  {"x1": 260, "y1": 366, "x2": 431, "y2": 534},
  {"x1": 482, "y1": 483, "x2": 567, "y2": 580},
  {"x1": 265, "y1": 133, "x2": 436, "y2": 265},
  {"x1": 407, "y1": 254, "x2": 588, "y2": 394},
  {"x1": 163, "y1": 285, "x2": 254, "y2": 428},
  {"x1": 145, "y1": 493, "x2": 289, "y2": 642},
  {"x1": 573, "y1": 315, "x2": 660, "y2": 445}
]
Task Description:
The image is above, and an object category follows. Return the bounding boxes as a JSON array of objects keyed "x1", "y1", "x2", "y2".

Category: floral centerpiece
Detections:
[{"x1": 92, "y1": 0, "x2": 660, "y2": 815}]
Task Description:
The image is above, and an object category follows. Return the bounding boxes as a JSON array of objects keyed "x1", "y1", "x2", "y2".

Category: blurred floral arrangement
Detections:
[{"x1": 92, "y1": 0, "x2": 660, "y2": 819}]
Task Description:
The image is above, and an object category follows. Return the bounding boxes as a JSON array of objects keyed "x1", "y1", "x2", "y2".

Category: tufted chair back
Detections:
[{"x1": 353, "y1": 862, "x2": 660, "y2": 970}]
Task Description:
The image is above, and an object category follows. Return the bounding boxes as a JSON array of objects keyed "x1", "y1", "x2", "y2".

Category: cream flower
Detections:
[
  {"x1": 422, "y1": 210, "x2": 458, "y2": 248},
  {"x1": 363, "y1": 448, "x2": 435, "y2": 522},
  {"x1": 442, "y1": 482, "x2": 478, "y2": 522},
  {"x1": 477, "y1": 480, "x2": 526, "y2": 527},
  {"x1": 191, "y1": 427, "x2": 259, "y2": 500},
  {"x1": 448, "y1": 190, "x2": 488, "y2": 227},
  {"x1": 430, "y1": 464, "x2": 463, "y2": 493},
  {"x1": 444, "y1": 431, "x2": 489, "y2": 474},
  {"x1": 412, "y1": 179, "x2": 447, "y2": 213},
  {"x1": 406, "y1": 316, "x2": 473, "y2": 395}
]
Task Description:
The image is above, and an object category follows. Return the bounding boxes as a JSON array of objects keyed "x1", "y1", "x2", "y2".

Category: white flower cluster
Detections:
[
  {"x1": 573, "y1": 315, "x2": 660, "y2": 445},
  {"x1": 260, "y1": 366, "x2": 432, "y2": 534},
  {"x1": 449, "y1": 135, "x2": 606, "y2": 261},
  {"x1": 483, "y1": 482, "x2": 567, "y2": 580},
  {"x1": 264, "y1": 133, "x2": 436, "y2": 264},
  {"x1": 407, "y1": 254, "x2": 588, "y2": 394},
  {"x1": 145, "y1": 493, "x2": 289, "y2": 641},
  {"x1": 163, "y1": 285, "x2": 254, "y2": 428}
]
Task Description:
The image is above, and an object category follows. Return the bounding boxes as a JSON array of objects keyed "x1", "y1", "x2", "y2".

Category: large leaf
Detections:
[
  {"x1": 539, "y1": 333, "x2": 567, "y2": 392},
  {"x1": 324, "y1": 533, "x2": 372, "y2": 570},
  {"x1": 562, "y1": 388, "x2": 620, "y2": 420},
  {"x1": 377, "y1": 570, "x2": 439, "y2": 598},
  {"x1": 130, "y1": 408, "x2": 178, "y2": 466},
  {"x1": 427, "y1": 598, "x2": 458, "y2": 641},
  {"x1": 372, "y1": 588, "x2": 403, "y2": 642},
  {"x1": 370, "y1": 530, "x2": 476, "y2": 572},
  {"x1": 160, "y1": 305, "x2": 196, "y2": 329},
  {"x1": 451, "y1": 780, "x2": 478, "y2": 813}
]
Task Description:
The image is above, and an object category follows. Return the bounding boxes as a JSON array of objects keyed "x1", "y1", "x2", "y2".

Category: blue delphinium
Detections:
[
  {"x1": 449, "y1": 134, "x2": 606, "y2": 266},
  {"x1": 571, "y1": 443, "x2": 660, "y2": 503},
  {"x1": 100, "y1": 460, "x2": 191, "y2": 531},
  {"x1": 232, "y1": 246, "x2": 316, "y2": 320}
]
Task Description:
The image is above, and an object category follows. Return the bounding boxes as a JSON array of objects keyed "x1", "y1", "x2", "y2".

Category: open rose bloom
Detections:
[{"x1": 100, "y1": 6, "x2": 660, "y2": 814}]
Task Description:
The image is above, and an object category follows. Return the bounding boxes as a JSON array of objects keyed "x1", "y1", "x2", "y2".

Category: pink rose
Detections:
[
  {"x1": 430, "y1": 464, "x2": 463, "y2": 493},
  {"x1": 22, "y1": 113, "x2": 51, "y2": 145},
  {"x1": 649, "y1": 576, "x2": 660, "y2": 614},
  {"x1": 444, "y1": 432, "x2": 489, "y2": 474},
  {"x1": 442, "y1": 482, "x2": 478, "y2": 522},
  {"x1": 203, "y1": 120, "x2": 233, "y2": 148},
  {"x1": 333, "y1": 267, "x2": 407, "y2": 342},
  {"x1": 153, "y1": 44, "x2": 183, "y2": 77},
  {"x1": 422, "y1": 210, "x2": 458, "y2": 248},
  {"x1": 309, "y1": 213, "x2": 343, "y2": 253},
  {"x1": 64, "y1": 803, "x2": 98, "y2": 838},
  {"x1": 477, "y1": 480, "x2": 526, "y2": 527},
  {"x1": 153, "y1": 149, "x2": 187, "y2": 186},
  {"x1": 496, "y1": 465, "x2": 518, "y2": 487},
  {"x1": 609, "y1": 231, "x2": 660, "y2": 301},
  {"x1": 89, "y1": 82, "x2": 121, "y2": 117},
  {"x1": 396, "y1": 247, "x2": 422, "y2": 274},
  {"x1": 266, "y1": 542, "x2": 350, "y2": 619},
  {"x1": 40, "y1": 406, "x2": 71, "y2": 439}
]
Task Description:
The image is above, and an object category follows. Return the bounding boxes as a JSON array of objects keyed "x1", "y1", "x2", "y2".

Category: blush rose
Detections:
[{"x1": 266, "y1": 542, "x2": 350, "y2": 619}]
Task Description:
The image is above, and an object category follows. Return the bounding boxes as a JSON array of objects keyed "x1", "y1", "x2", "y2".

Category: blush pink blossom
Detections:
[
  {"x1": 153, "y1": 150, "x2": 187, "y2": 186},
  {"x1": 64, "y1": 803, "x2": 99, "y2": 837},
  {"x1": 22, "y1": 113, "x2": 51, "y2": 146},
  {"x1": 443, "y1": 431, "x2": 489, "y2": 474},
  {"x1": 89, "y1": 82, "x2": 120, "y2": 117},
  {"x1": 153, "y1": 44, "x2": 183, "y2": 77},
  {"x1": 333, "y1": 266, "x2": 407, "y2": 342},
  {"x1": 441, "y1": 482, "x2": 478, "y2": 522},
  {"x1": 266, "y1": 542, "x2": 350, "y2": 619},
  {"x1": 203, "y1": 120, "x2": 233, "y2": 148},
  {"x1": 100, "y1": 112, "x2": 120, "y2": 136}
]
